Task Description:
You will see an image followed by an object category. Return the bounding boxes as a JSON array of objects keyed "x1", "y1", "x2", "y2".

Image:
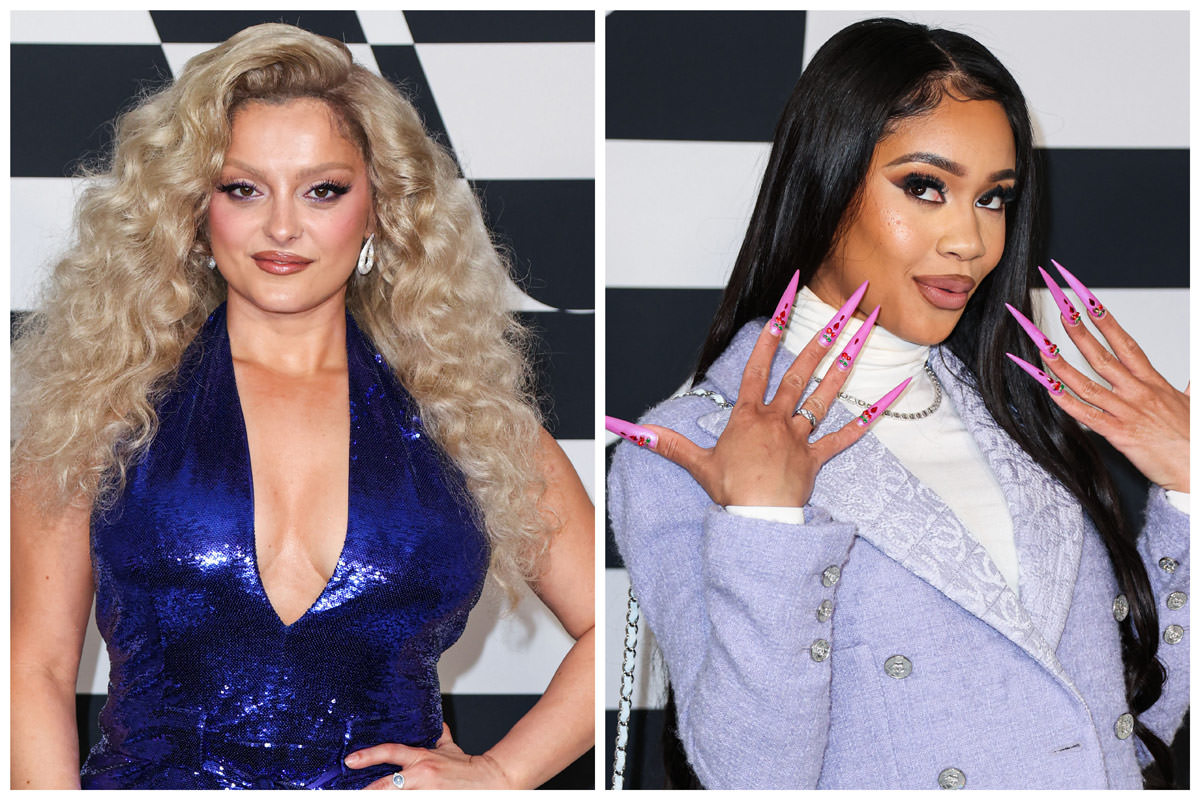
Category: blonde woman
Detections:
[{"x1": 12, "y1": 23, "x2": 593, "y2": 790}]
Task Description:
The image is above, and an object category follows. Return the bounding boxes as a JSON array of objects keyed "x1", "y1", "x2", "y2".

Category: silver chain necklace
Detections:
[{"x1": 677, "y1": 363, "x2": 943, "y2": 421}]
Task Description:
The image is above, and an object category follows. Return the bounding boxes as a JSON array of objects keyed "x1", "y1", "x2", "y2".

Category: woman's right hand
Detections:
[{"x1": 606, "y1": 275, "x2": 909, "y2": 508}]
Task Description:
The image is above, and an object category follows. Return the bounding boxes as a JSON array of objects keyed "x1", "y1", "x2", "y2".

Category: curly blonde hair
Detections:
[{"x1": 12, "y1": 23, "x2": 551, "y2": 593}]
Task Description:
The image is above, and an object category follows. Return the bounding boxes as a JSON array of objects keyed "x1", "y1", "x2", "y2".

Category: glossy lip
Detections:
[
  {"x1": 251, "y1": 250, "x2": 314, "y2": 275},
  {"x1": 913, "y1": 274, "x2": 975, "y2": 311}
]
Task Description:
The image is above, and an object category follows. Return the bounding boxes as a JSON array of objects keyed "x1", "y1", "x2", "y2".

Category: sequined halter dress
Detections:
[{"x1": 81, "y1": 305, "x2": 489, "y2": 789}]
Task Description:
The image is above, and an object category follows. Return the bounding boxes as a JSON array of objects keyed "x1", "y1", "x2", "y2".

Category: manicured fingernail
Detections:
[
  {"x1": 856, "y1": 377, "x2": 913, "y2": 427},
  {"x1": 1037, "y1": 266, "x2": 1081, "y2": 327},
  {"x1": 605, "y1": 415, "x2": 657, "y2": 449},
  {"x1": 768, "y1": 270, "x2": 801, "y2": 336},
  {"x1": 345, "y1": 752, "x2": 360, "y2": 765},
  {"x1": 1006, "y1": 353, "x2": 1064, "y2": 395},
  {"x1": 834, "y1": 305, "x2": 879, "y2": 371},
  {"x1": 1052, "y1": 259, "x2": 1106, "y2": 320},
  {"x1": 818, "y1": 279, "x2": 869, "y2": 348},
  {"x1": 1005, "y1": 303, "x2": 1059, "y2": 360}
]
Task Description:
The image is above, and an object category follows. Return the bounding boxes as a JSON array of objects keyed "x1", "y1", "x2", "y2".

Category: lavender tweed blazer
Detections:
[{"x1": 609, "y1": 323, "x2": 1189, "y2": 790}]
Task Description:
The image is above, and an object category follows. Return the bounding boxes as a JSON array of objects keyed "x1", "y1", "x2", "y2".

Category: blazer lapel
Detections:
[
  {"x1": 929, "y1": 349, "x2": 1085, "y2": 658},
  {"x1": 697, "y1": 329, "x2": 1083, "y2": 673}
]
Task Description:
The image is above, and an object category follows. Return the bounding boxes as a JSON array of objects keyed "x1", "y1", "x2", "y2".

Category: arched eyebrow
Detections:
[{"x1": 885, "y1": 151, "x2": 1016, "y2": 183}]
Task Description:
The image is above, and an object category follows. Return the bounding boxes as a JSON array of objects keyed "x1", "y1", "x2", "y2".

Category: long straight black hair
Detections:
[{"x1": 679, "y1": 17, "x2": 1171, "y2": 787}]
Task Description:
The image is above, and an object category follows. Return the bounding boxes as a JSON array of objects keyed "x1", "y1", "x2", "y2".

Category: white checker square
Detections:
[
  {"x1": 607, "y1": 139, "x2": 770, "y2": 289},
  {"x1": 357, "y1": 10, "x2": 414, "y2": 45},
  {"x1": 11, "y1": 177, "x2": 81, "y2": 310},
  {"x1": 12, "y1": 10, "x2": 160, "y2": 45},
  {"x1": 417, "y1": 42, "x2": 594, "y2": 180},
  {"x1": 804, "y1": 11, "x2": 1187, "y2": 149}
]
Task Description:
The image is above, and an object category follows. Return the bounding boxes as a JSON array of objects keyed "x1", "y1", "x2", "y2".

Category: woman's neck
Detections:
[{"x1": 225, "y1": 291, "x2": 349, "y2": 377}]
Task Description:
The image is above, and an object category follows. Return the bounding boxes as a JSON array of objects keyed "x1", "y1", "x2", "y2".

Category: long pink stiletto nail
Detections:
[
  {"x1": 1006, "y1": 353, "x2": 1064, "y2": 396},
  {"x1": 605, "y1": 415, "x2": 658, "y2": 449},
  {"x1": 818, "y1": 279, "x2": 869, "y2": 348},
  {"x1": 856, "y1": 377, "x2": 913, "y2": 427},
  {"x1": 1052, "y1": 259, "x2": 1107, "y2": 320},
  {"x1": 768, "y1": 270, "x2": 801, "y2": 336},
  {"x1": 1037, "y1": 266, "x2": 1081, "y2": 327},
  {"x1": 1005, "y1": 303, "x2": 1060, "y2": 360},
  {"x1": 834, "y1": 306, "x2": 880, "y2": 371}
]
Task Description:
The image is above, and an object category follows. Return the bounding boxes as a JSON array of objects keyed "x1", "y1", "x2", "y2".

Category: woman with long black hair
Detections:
[{"x1": 607, "y1": 18, "x2": 1187, "y2": 789}]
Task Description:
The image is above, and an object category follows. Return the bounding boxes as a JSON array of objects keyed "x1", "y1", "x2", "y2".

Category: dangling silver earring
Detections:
[
  {"x1": 356, "y1": 234, "x2": 375, "y2": 276},
  {"x1": 207, "y1": 256, "x2": 217, "y2": 270}
]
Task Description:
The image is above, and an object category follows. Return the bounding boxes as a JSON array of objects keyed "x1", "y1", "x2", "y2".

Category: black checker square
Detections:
[
  {"x1": 474, "y1": 179, "x2": 594, "y2": 311},
  {"x1": 607, "y1": 10, "x2": 808, "y2": 142},
  {"x1": 12, "y1": 44, "x2": 172, "y2": 178},
  {"x1": 150, "y1": 10, "x2": 366, "y2": 43},
  {"x1": 520, "y1": 311, "x2": 593, "y2": 441},
  {"x1": 405, "y1": 10, "x2": 594, "y2": 43},
  {"x1": 371, "y1": 44, "x2": 455, "y2": 167},
  {"x1": 1041, "y1": 148, "x2": 1187, "y2": 288},
  {"x1": 606, "y1": 288, "x2": 723, "y2": 424}
]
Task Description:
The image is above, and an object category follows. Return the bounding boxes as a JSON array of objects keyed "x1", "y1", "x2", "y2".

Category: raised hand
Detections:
[
  {"x1": 606, "y1": 274, "x2": 910, "y2": 508},
  {"x1": 1005, "y1": 260, "x2": 1189, "y2": 493}
]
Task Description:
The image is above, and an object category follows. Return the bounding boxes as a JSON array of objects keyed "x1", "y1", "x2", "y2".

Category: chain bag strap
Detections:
[{"x1": 611, "y1": 585, "x2": 640, "y2": 789}]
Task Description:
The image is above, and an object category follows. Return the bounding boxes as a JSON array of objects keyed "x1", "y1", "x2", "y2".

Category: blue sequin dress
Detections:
[{"x1": 81, "y1": 305, "x2": 489, "y2": 789}]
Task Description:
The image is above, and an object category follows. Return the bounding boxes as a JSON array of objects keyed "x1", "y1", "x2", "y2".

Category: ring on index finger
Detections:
[{"x1": 391, "y1": 772, "x2": 406, "y2": 789}]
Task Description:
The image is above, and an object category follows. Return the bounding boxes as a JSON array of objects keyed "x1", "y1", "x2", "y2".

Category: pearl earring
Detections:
[
  {"x1": 356, "y1": 234, "x2": 375, "y2": 276},
  {"x1": 207, "y1": 256, "x2": 217, "y2": 270}
]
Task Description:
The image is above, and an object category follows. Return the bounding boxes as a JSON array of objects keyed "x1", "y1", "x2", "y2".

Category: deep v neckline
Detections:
[{"x1": 224, "y1": 314, "x2": 354, "y2": 630}]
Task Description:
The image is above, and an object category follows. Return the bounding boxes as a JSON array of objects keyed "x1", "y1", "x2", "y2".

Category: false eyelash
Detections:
[
  {"x1": 979, "y1": 184, "x2": 1018, "y2": 207},
  {"x1": 308, "y1": 181, "x2": 351, "y2": 197},
  {"x1": 216, "y1": 180, "x2": 258, "y2": 195},
  {"x1": 901, "y1": 172, "x2": 947, "y2": 198}
]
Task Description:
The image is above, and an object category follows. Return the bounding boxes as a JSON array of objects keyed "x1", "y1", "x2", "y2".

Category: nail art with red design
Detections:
[
  {"x1": 1052, "y1": 259, "x2": 1106, "y2": 320},
  {"x1": 1006, "y1": 353, "x2": 1064, "y2": 396},
  {"x1": 856, "y1": 377, "x2": 913, "y2": 427},
  {"x1": 819, "y1": 279, "x2": 869, "y2": 348},
  {"x1": 769, "y1": 270, "x2": 801, "y2": 336},
  {"x1": 835, "y1": 306, "x2": 880, "y2": 371},
  {"x1": 1005, "y1": 303, "x2": 1059, "y2": 359},
  {"x1": 1037, "y1": 266, "x2": 1081, "y2": 327},
  {"x1": 605, "y1": 416, "x2": 658, "y2": 449}
]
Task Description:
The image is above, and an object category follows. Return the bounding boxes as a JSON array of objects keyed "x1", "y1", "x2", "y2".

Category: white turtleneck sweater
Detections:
[{"x1": 729, "y1": 286, "x2": 1021, "y2": 591}]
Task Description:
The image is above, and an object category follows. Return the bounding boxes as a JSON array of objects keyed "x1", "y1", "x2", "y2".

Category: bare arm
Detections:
[
  {"x1": 349, "y1": 428, "x2": 596, "y2": 788},
  {"x1": 481, "y1": 428, "x2": 595, "y2": 787},
  {"x1": 11, "y1": 483, "x2": 95, "y2": 789}
]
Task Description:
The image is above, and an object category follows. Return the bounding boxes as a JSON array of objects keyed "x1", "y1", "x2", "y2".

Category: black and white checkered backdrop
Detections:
[
  {"x1": 10, "y1": 10, "x2": 594, "y2": 788},
  {"x1": 604, "y1": 10, "x2": 1188, "y2": 789}
]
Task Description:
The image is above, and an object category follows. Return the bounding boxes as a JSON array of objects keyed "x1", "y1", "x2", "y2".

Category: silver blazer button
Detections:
[
  {"x1": 937, "y1": 767, "x2": 966, "y2": 789},
  {"x1": 810, "y1": 639, "x2": 831, "y2": 662},
  {"x1": 1114, "y1": 713, "x2": 1134, "y2": 740},
  {"x1": 1159, "y1": 556, "x2": 1178, "y2": 573},
  {"x1": 884, "y1": 654, "x2": 912, "y2": 679},
  {"x1": 1167, "y1": 591, "x2": 1188, "y2": 610},
  {"x1": 816, "y1": 599, "x2": 833, "y2": 623},
  {"x1": 1163, "y1": 624, "x2": 1184, "y2": 645},
  {"x1": 1112, "y1": 594, "x2": 1128, "y2": 622},
  {"x1": 821, "y1": 565, "x2": 841, "y2": 587}
]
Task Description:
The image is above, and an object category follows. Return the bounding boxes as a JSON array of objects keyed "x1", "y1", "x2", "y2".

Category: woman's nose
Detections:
[
  {"x1": 936, "y1": 207, "x2": 987, "y2": 262},
  {"x1": 265, "y1": 199, "x2": 301, "y2": 243}
]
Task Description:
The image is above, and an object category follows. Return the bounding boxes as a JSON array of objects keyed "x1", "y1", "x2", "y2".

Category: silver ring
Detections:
[
  {"x1": 391, "y1": 772, "x2": 406, "y2": 789},
  {"x1": 796, "y1": 407, "x2": 819, "y2": 429}
]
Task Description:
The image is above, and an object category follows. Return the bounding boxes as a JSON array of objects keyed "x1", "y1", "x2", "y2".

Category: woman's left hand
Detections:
[
  {"x1": 1016, "y1": 264, "x2": 1189, "y2": 493},
  {"x1": 349, "y1": 724, "x2": 513, "y2": 790}
]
